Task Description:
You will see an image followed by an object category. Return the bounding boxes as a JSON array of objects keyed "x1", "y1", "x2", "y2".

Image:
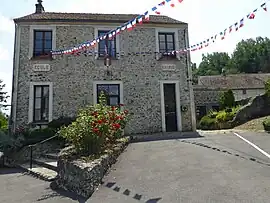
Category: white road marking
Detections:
[{"x1": 233, "y1": 132, "x2": 270, "y2": 159}]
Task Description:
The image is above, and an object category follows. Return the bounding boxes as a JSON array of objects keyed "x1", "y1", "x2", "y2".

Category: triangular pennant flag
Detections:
[
  {"x1": 121, "y1": 24, "x2": 127, "y2": 31},
  {"x1": 138, "y1": 16, "x2": 143, "y2": 24},
  {"x1": 247, "y1": 12, "x2": 255, "y2": 19},
  {"x1": 220, "y1": 31, "x2": 225, "y2": 40},
  {"x1": 239, "y1": 18, "x2": 244, "y2": 28},
  {"x1": 131, "y1": 18, "x2": 137, "y2": 27},
  {"x1": 158, "y1": 1, "x2": 166, "y2": 6},
  {"x1": 144, "y1": 11, "x2": 150, "y2": 21},
  {"x1": 261, "y1": 3, "x2": 267, "y2": 11},
  {"x1": 152, "y1": 6, "x2": 157, "y2": 12},
  {"x1": 235, "y1": 22, "x2": 238, "y2": 31},
  {"x1": 178, "y1": 0, "x2": 183, "y2": 3},
  {"x1": 155, "y1": 11, "x2": 161, "y2": 15},
  {"x1": 127, "y1": 22, "x2": 133, "y2": 31},
  {"x1": 116, "y1": 28, "x2": 121, "y2": 35},
  {"x1": 229, "y1": 25, "x2": 233, "y2": 33}
]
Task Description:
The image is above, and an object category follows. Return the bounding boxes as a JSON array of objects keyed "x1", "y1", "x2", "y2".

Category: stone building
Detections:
[
  {"x1": 10, "y1": 1, "x2": 196, "y2": 135},
  {"x1": 194, "y1": 73, "x2": 270, "y2": 120}
]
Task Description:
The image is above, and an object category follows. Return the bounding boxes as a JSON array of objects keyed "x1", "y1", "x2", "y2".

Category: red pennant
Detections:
[
  {"x1": 248, "y1": 13, "x2": 255, "y2": 19},
  {"x1": 170, "y1": 3, "x2": 175, "y2": 7},
  {"x1": 155, "y1": 11, "x2": 161, "y2": 14},
  {"x1": 178, "y1": 0, "x2": 183, "y2": 3}
]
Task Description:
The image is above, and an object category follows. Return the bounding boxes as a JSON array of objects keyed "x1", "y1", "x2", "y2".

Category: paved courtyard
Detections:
[{"x1": 1, "y1": 131, "x2": 270, "y2": 203}]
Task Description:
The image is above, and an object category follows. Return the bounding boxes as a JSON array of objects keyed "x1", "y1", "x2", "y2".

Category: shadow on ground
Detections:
[
  {"x1": 0, "y1": 167, "x2": 24, "y2": 175},
  {"x1": 131, "y1": 131, "x2": 203, "y2": 143}
]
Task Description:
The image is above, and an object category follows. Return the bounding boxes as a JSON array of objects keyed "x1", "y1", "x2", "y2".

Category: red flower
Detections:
[
  {"x1": 116, "y1": 116, "x2": 123, "y2": 120},
  {"x1": 112, "y1": 123, "x2": 121, "y2": 129},
  {"x1": 93, "y1": 128, "x2": 99, "y2": 132},
  {"x1": 97, "y1": 120, "x2": 103, "y2": 124},
  {"x1": 124, "y1": 110, "x2": 128, "y2": 114}
]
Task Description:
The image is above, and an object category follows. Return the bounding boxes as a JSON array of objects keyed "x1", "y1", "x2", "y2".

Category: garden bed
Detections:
[{"x1": 53, "y1": 137, "x2": 130, "y2": 198}]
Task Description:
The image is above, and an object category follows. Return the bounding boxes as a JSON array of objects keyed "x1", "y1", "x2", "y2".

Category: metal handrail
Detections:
[{"x1": 27, "y1": 133, "x2": 59, "y2": 169}]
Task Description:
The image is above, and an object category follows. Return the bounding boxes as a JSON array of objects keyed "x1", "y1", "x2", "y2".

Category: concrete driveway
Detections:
[{"x1": 1, "y1": 131, "x2": 270, "y2": 203}]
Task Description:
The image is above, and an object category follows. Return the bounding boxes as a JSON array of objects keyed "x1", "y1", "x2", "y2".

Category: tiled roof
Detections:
[
  {"x1": 13, "y1": 12, "x2": 186, "y2": 24},
  {"x1": 197, "y1": 74, "x2": 270, "y2": 89}
]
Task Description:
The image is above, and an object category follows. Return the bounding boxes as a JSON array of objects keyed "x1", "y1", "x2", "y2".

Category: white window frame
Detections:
[
  {"x1": 155, "y1": 28, "x2": 180, "y2": 60},
  {"x1": 93, "y1": 81, "x2": 123, "y2": 105},
  {"x1": 160, "y1": 80, "x2": 182, "y2": 132},
  {"x1": 94, "y1": 26, "x2": 120, "y2": 60},
  {"x1": 29, "y1": 25, "x2": 56, "y2": 59},
  {"x1": 28, "y1": 82, "x2": 53, "y2": 123}
]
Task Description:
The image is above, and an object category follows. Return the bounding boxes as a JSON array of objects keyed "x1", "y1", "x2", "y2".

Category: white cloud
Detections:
[
  {"x1": 0, "y1": 14, "x2": 14, "y2": 33},
  {"x1": 0, "y1": 45, "x2": 9, "y2": 61}
]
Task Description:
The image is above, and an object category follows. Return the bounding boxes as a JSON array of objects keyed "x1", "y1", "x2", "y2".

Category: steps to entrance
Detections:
[{"x1": 18, "y1": 152, "x2": 59, "y2": 182}]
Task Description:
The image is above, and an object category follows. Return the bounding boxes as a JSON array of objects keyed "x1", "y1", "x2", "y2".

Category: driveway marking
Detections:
[{"x1": 233, "y1": 132, "x2": 270, "y2": 159}]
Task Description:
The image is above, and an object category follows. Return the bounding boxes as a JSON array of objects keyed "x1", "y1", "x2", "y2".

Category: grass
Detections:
[{"x1": 234, "y1": 116, "x2": 270, "y2": 131}]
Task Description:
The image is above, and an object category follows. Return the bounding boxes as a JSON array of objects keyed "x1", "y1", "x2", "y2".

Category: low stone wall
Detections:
[
  {"x1": 232, "y1": 94, "x2": 270, "y2": 126},
  {"x1": 54, "y1": 137, "x2": 130, "y2": 198}
]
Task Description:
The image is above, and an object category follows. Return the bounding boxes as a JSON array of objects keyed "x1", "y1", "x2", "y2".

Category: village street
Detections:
[{"x1": 1, "y1": 131, "x2": 270, "y2": 203}]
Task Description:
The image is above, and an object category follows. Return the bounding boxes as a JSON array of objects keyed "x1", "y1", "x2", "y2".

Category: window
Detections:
[
  {"x1": 242, "y1": 89, "x2": 247, "y2": 94},
  {"x1": 33, "y1": 30, "x2": 52, "y2": 57},
  {"x1": 33, "y1": 85, "x2": 49, "y2": 122},
  {"x1": 98, "y1": 30, "x2": 116, "y2": 58},
  {"x1": 97, "y1": 84, "x2": 120, "y2": 106},
  {"x1": 158, "y1": 32, "x2": 176, "y2": 57}
]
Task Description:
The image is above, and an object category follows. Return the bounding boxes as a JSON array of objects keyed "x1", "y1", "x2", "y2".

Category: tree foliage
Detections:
[
  {"x1": 0, "y1": 79, "x2": 9, "y2": 110},
  {"x1": 219, "y1": 89, "x2": 235, "y2": 109},
  {"x1": 193, "y1": 37, "x2": 270, "y2": 78}
]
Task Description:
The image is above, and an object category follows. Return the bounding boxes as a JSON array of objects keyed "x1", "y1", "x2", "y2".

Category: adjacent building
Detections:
[
  {"x1": 10, "y1": 1, "x2": 196, "y2": 135},
  {"x1": 194, "y1": 73, "x2": 270, "y2": 120}
]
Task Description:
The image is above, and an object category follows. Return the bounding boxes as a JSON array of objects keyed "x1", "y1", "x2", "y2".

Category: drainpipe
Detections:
[{"x1": 184, "y1": 27, "x2": 197, "y2": 131}]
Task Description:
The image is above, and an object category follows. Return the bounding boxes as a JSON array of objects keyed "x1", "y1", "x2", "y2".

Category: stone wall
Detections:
[
  {"x1": 13, "y1": 23, "x2": 193, "y2": 134},
  {"x1": 232, "y1": 94, "x2": 270, "y2": 126},
  {"x1": 54, "y1": 137, "x2": 130, "y2": 198}
]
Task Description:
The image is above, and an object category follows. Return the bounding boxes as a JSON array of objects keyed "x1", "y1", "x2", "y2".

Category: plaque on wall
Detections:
[
  {"x1": 161, "y1": 64, "x2": 176, "y2": 71},
  {"x1": 33, "y1": 64, "x2": 51, "y2": 72}
]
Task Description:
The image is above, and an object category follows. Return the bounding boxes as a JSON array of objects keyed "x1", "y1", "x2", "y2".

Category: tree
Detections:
[
  {"x1": 219, "y1": 89, "x2": 235, "y2": 109},
  {"x1": 230, "y1": 37, "x2": 270, "y2": 73},
  {"x1": 0, "y1": 79, "x2": 9, "y2": 111},
  {"x1": 193, "y1": 52, "x2": 231, "y2": 77}
]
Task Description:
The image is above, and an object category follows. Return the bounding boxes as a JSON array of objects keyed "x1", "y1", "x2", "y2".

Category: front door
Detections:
[{"x1": 163, "y1": 83, "x2": 178, "y2": 132}]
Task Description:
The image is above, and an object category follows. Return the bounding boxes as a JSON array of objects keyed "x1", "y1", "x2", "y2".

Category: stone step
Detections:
[
  {"x1": 19, "y1": 163, "x2": 57, "y2": 182},
  {"x1": 32, "y1": 157, "x2": 58, "y2": 172},
  {"x1": 43, "y1": 152, "x2": 59, "y2": 160}
]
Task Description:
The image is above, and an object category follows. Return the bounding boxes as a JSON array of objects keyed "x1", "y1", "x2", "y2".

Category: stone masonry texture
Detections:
[{"x1": 14, "y1": 23, "x2": 192, "y2": 134}]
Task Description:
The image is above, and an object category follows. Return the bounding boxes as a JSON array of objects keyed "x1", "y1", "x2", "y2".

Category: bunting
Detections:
[
  {"x1": 51, "y1": 0, "x2": 184, "y2": 55},
  {"x1": 52, "y1": 1, "x2": 269, "y2": 56}
]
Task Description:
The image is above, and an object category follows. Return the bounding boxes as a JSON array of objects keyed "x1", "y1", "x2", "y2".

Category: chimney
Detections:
[{"x1": 35, "y1": 0, "x2": 45, "y2": 14}]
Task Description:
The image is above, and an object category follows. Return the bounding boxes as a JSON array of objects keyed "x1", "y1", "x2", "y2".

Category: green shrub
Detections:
[
  {"x1": 0, "y1": 112, "x2": 8, "y2": 130},
  {"x1": 199, "y1": 115, "x2": 216, "y2": 130},
  {"x1": 48, "y1": 116, "x2": 76, "y2": 130},
  {"x1": 58, "y1": 92, "x2": 130, "y2": 155},
  {"x1": 219, "y1": 89, "x2": 235, "y2": 109},
  {"x1": 263, "y1": 118, "x2": 270, "y2": 131},
  {"x1": 265, "y1": 79, "x2": 270, "y2": 97}
]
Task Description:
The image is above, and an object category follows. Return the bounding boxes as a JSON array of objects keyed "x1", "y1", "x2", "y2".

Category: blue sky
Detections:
[{"x1": 0, "y1": 0, "x2": 270, "y2": 113}]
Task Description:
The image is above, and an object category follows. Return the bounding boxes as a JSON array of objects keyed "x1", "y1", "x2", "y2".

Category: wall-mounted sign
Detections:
[
  {"x1": 162, "y1": 64, "x2": 176, "y2": 71},
  {"x1": 33, "y1": 64, "x2": 51, "y2": 72}
]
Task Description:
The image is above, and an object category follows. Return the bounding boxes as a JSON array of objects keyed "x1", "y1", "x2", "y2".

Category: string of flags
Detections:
[
  {"x1": 51, "y1": 0, "x2": 183, "y2": 55},
  {"x1": 51, "y1": 0, "x2": 269, "y2": 57},
  {"x1": 181, "y1": 1, "x2": 268, "y2": 54}
]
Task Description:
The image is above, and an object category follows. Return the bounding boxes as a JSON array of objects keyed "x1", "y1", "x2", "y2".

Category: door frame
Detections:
[{"x1": 160, "y1": 80, "x2": 182, "y2": 132}]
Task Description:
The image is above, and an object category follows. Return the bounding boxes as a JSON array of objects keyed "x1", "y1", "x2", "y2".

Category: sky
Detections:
[{"x1": 0, "y1": 0, "x2": 270, "y2": 114}]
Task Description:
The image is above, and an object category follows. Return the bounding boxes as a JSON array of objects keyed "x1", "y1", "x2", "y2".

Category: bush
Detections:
[
  {"x1": 48, "y1": 116, "x2": 76, "y2": 130},
  {"x1": 263, "y1": 118, "x2": 270, "y2": 131},
  {"x1": 0, "y1": 112, "x2": 8, "y2": 130},
  {"x1": 58, "y1": 92, "x2": 130, "y2": 155},
  {"x1": 199, "y1": 115, "x2": 216, "y2": 130},
  {"x1": 265, "y1": 79, "x2": 270, "y2": 97},
  {"x1": 219, "y1": 89, "x2": 235, "y2": 109}
]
